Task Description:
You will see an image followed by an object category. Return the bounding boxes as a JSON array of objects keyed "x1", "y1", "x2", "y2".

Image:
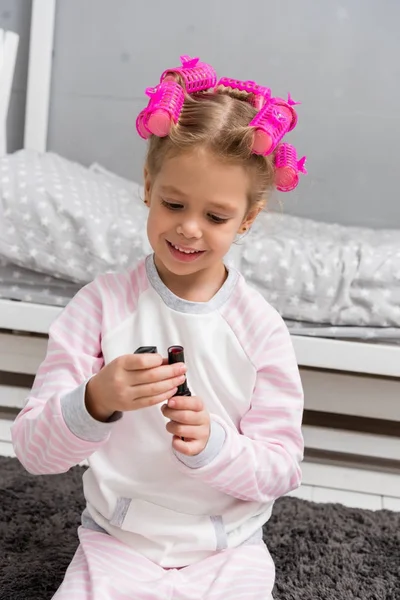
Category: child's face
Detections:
[{"x1": 144, "y1": 148, "x2": 254, "y2": 278}]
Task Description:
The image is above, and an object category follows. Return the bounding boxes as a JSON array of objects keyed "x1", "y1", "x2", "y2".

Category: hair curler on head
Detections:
[
  {"x1": 161, "y1": 55, "x2": 217, "y2": 94},
  {"x1": 168, "y1": 345, "x2": 191, "y2": 396},
  {"x1": 274, "y1": 143, "x2": 307, "y2": 192},
  {"x1": 136, "y1": 81, "x2": 185, "y2": 139},
  {"x1": 215, "y1": 77, "x2": 271, "y2": 110},
  {"x1": 136, "y1": 56, "x2": 216, "y2": 140},
  {"x1": 249, "y1": 102, "x2": 293, "y2": 156},
  {"x1": 136, "y1": 110, "x2": 151, "y2": 140},
  {"x1": 270, "y1": 93, "x2": 300, "y2": 131}
]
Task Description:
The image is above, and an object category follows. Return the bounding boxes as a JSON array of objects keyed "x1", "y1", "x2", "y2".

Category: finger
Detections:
[
  {"x1": 122, "y1": 353, "x2": 163, "y2": 371},
  {"x1": 172, "y1": 436, "x2": 204, "y2": 456},
  {"x1": 132, "y1": 374, "x2": 187, "y2": 401},
  {"x1": 132, "y1": 387, "x2": 178, "y2": 411},
  {"x1": 161, "y1": 406, "x2": 204, "y2": 426},
  {"x1": 130, "y1": 363, "x2": 186, "y2": 386},
  {"x1": 165, "y1": 422, "x2": 206, "y2": 440},
  {"x1": 167, "y1": 396, "x2": 203, "y2": 412}
]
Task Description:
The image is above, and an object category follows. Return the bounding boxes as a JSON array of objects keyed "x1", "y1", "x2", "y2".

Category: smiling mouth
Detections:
[{"x1": 166, "y1": 240, "x2": 205, "y2": 262}]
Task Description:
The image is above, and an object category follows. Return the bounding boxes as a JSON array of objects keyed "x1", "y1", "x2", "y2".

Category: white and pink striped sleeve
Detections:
[
  {"x1": 12, "y1": 278, "x2": 113, "y2": 475},
  {"x1": 174, "y1": 281, "x2": 304, "y2": 504}
]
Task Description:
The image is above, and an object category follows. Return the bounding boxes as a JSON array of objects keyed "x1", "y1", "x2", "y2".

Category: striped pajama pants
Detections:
[{"x1": 52, "y1": 527, "x2": 275, "y2": 599}]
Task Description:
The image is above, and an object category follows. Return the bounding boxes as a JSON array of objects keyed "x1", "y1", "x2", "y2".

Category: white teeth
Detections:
[{"x1": 172, "y1": 244, "x2": 200, "y2": 254}]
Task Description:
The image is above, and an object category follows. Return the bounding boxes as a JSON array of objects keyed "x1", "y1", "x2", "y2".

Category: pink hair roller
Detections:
[
  {"x1": 135, "y1": 80, "x2": 185, "y2": 139},
  {"x1": 161, "y1": 55, "x2": 217, "y2": 93},
  {"x1": 136, "y1": 110, "x2": 151, "y2": 140},
  {"x1": 249, "y1": 102, "x2": 293, "y2": 156},
  {"x1": 274, "y1": 143, "x2": 307, "y2": 192},
  {"x1": 271, "y1": 93, "x2": 300, "y2": 131},
  {"x1": 216, "y1": 77, "x2": 271, "y2": 109}
]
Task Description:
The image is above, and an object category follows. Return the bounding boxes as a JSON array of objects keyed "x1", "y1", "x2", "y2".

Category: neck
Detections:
[{"x1": 154, "y1": 256, "x2": 228, "y2": 302}]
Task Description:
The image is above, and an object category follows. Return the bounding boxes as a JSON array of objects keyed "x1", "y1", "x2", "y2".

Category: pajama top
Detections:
[{"x1": 12, "y1": 255, "x2": 304, "y2": 568}]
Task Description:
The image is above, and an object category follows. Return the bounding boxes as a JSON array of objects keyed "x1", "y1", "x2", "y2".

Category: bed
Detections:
[{"x1": 1, "y1": 0, "x2": 399, "y2": 471}]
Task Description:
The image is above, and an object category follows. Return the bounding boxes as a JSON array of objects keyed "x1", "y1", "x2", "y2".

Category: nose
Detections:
[{"x1": 177, "y1": 217, "x2": 202, "y2": 240}]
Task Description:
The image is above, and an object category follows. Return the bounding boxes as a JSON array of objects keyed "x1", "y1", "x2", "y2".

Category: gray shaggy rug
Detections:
[{"x1": 1, "y1": 456, "x2": 399, "y2": 599}]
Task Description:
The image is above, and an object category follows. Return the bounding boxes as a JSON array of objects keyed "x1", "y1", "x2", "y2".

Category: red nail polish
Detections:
[{"x1": 168, "y1": 346, "x2": 191, "y2": 397}]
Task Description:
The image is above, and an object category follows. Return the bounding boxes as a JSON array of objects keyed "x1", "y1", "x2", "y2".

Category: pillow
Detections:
[
  {"x1": 0, "y1": 150, "x2": 151, "y2": 283},
  {"x1": 242, "y1": 212, "x2": 400, "y2": 327}
]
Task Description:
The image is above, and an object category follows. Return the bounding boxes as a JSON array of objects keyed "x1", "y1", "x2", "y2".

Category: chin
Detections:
[
  {"x1": 165, "y1": 257, "x2": 206, "y2": 274},
  {"x1": 159, "y1": 249, "x2": 208, "y2": 273}
]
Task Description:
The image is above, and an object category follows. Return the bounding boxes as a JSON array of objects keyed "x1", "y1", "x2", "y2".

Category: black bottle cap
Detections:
[{"x1": 134, "y1": 346, "x2": 158, "y2": 354}]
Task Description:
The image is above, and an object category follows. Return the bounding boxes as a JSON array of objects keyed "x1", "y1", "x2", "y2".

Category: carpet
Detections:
[{"x1": 1, "y1": 456, "x2": 399, "y2": 600}]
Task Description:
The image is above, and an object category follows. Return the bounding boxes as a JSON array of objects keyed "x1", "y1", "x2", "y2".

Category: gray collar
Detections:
[{"x1": 145, "y1": 254, "x2": 239, "y2": 314}]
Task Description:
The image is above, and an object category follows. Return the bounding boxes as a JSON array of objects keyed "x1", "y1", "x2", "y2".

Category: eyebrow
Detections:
[
  {"x1": 160, "y1": 185, "x2": 238, "y2": 213},
  {"x1": 159, "y1": 185, "x2": 188, "y2": 198},
  {"x1": 208, "y1": 201, "x2": 238, "y2": 213}
]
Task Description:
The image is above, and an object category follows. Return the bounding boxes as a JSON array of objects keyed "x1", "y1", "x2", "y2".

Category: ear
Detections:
[
  {"x1": 143, "y1": 166, "x2": 152, "y2": 206},
  {"x1": 238, "y1": 201, "x2": 265, "y2": 234}
]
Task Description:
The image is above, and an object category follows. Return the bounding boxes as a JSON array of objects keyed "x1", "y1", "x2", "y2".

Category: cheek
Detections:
[
  {"x1": 147, "y1": 205, "x2": 174, "y2": 240},
  {"x1": 146, "y1": 209, "x2": 159, "y2": 241},
  {"x1": 211, "y1": 225, "x2": 239, "y2": 250},
  {"x1": 148, "y1": 204, "x2": 162, "y2": 224}
]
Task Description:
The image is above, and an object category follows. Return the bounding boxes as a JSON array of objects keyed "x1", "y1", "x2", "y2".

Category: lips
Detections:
[{"x1": 166, "y1": 240, "x2": 205, "y2": 262}]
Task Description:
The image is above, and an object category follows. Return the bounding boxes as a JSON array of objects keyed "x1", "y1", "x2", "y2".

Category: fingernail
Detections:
[
  {"x1": 179, "y1": 365, "x2": 187, "y2": 374},
  {"x1": 168, "y1": 399, "x2": 176, "y2": 407}
]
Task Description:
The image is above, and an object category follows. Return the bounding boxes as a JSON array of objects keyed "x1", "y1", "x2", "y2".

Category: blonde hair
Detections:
[{"x1": 145, "y1": 88, "x2": 276, "y2": 209}]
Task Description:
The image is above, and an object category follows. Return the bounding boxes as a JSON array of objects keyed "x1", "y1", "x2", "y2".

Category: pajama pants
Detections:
[{"x1": 52, "y1": 527, "x2": 275, "y2": 599}]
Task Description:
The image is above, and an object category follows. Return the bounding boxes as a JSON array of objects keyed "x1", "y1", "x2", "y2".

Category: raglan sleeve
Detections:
[
  {"x1": 11, "y1": 279, "x2": 121, "y2": 475},
  {"x1": 172, "y1": 306, "x2": 304, "y2": 503}
]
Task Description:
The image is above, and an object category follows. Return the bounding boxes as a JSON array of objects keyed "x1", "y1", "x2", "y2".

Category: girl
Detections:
[{"x1": 12, "y1": 56, "x2": 305, "y2": 599}]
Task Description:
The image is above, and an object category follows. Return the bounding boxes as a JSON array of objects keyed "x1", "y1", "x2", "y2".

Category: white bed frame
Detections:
[
  {"x1": 0, "y1": 27, "x2": 19, "y2": 155},
  {"x1": 0, "y1": 1, "x2": 399, "y2": 466}
]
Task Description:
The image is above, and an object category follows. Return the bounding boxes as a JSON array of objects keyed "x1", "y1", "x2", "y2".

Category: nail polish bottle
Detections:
[{"x1": 168, "y1": 345, "x2": 191, "y2": 396}]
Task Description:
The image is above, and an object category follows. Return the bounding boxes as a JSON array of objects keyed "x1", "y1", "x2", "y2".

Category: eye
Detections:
[
  {"x1": 161, "y1": 199, "x2": 183, "y2": 211},
  {"x1": 208, "y1": 214, "x2": 229, "y2": 224}
]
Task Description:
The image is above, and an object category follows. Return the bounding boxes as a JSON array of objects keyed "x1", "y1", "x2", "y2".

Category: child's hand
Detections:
[
  {"x1": 162, "y1": 396, "x2": 210, "y2": 456},
  {"x1": 85, "y1": 353, "x2": 187, "y2": 422}
]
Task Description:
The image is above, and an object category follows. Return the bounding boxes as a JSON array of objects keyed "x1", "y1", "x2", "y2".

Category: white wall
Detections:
[{"x1": 2, "y1": 0, "x2": 400, "y2": 229}]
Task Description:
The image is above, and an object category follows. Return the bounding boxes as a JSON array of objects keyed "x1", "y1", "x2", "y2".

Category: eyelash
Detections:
[{"x1": 161, "y1": 200, "x2": 229, "y2": 225}]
